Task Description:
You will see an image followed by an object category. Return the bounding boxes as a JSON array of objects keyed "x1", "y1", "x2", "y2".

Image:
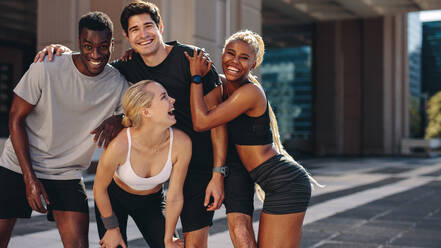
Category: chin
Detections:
[{"x1": 88, "y1": 65, "x2": 106, "y2": 74}]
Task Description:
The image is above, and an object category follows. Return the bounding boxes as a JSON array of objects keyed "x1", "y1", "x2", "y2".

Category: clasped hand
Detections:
[{"x1": 184, "y1": 48, "x2": 212, "y2": 78}]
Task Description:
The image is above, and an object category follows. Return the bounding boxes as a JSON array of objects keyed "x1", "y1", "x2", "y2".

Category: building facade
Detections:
[{"x1": 2, "y1": 0, "x2": 441, "y2": 156}]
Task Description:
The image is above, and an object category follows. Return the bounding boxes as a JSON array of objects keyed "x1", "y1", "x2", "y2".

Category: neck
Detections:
[
  {"x1": 72, "y1": 54, "x2": 98, "y2": 77},
  {"x1": 140, "y1": 43, "x2": 171, "y2": 67},
  {"x1": 225, "y1": 75, "x2": 251, "y2": 90},
  {"x1": 131, "y1": 123, "x2": 169, "y2": 147}
]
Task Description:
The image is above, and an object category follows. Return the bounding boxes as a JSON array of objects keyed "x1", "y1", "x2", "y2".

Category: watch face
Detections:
[{"x1": 192, "y1": 75, "x2": 202, "y2": 83}]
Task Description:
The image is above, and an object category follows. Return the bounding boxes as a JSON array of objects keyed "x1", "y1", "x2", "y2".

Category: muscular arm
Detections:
[
  {"x1": 93, "y1": 134, "x2": 125, "y2": 219},
  {"x1": 204, "y1": 87, "x2": 227, "y2": 211},
  {"x1": 93, "y1": 133, "x2": 127, "y2": 248},
  {"x1": 164, "y1": 130, "x2": 191, "y2": 245},
  {"x1": 9, "y1": 94, "x2": 49, "y2": 213},
  {"x1": 185, "y1": 50, "x2": 260, "y2": 132}
]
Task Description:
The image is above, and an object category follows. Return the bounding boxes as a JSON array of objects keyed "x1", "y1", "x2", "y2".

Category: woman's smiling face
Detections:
[{"x1": 222, "y1": 40, "x2": 257, "y2": 83}]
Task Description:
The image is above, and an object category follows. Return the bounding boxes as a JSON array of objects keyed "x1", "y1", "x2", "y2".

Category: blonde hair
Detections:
[
  {"x1": 121, "y1": 80, "x2": 155, "y2": 128},
  {"x1": 224, "y1": 30, "x2": 322, "y2": 188}
]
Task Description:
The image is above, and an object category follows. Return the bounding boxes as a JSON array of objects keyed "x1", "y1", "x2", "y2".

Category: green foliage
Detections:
[
  {"x1": 425, "y1": 91, "x2": 441, "y2": 138},
  {"x1": 409, "y1": 96, "x2": 422, "y2": 138}
]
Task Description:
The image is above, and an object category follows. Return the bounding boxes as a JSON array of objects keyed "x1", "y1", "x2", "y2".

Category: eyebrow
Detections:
[
  {"x1": 83, "y1": 39, "x2": 109, "y2": 45},
  {"x1": 128, "y1": 21, "x2": 155, "y2": 32}
]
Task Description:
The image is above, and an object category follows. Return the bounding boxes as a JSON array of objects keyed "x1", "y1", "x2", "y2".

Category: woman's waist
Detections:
[
  {"x1": 113, "y1": 174, "x2": 162, "y2": 196},
  {"x1": 235, "y1": 144, "x2": 278, "y2": 171}
]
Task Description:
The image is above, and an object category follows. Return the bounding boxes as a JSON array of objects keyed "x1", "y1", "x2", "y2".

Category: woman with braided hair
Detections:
[
  {"x1": 185, "y1": 30, "x2": 320, "y2": 248},
  {"x1": 93, "y1": 80, "x2": 190, "y2": 248}
]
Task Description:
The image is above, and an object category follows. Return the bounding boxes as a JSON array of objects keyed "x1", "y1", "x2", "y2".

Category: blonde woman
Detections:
[
  {"x1": 185, "y1": 30, "x2": 319, "y2": 248},
  {"x1": 93, "y1": 80, "x2": 190, "y2": 248}
]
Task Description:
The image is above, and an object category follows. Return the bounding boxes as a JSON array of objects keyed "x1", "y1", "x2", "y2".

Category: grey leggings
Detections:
[{"x1": 249, "y1": 154, "x2": 311, "y2": 214}]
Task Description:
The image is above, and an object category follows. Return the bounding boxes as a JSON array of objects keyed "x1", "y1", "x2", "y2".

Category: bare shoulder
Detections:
[
  {"x1": 103, "y1": 128, "x2": 129, "y2": 161},
  {"x1": 233, "y1": 82, "x2": 266, "y2": 102},
  {"x1": 171, "y1": 128, "x2": 192, "y2": 148}
]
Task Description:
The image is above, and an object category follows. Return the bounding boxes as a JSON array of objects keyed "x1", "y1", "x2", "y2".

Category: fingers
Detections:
[
  {"x1": 121, "y1": 48, "x2": 134, "y2": 62},
  {"x1": 91, "y1": 125, "x2": 103, "y2": 141},
  {"x1": 34, "y1": 49, "x2": 45, "y2": 63},
  {"x1": 55, "y1": 45, "x2": 64, "y2": 56},
  {"x1": 121, "y1": 241, "x2": 127, "y2": 248},
  {"x1": 207, "y1": 192, "x2": 223, "y2": 211},
  {"x1": 203, "y1": 191, "x2": 211, "y2": 208},
  {"x1": 41, "y1": 187, "x2": 50, "y2": 206},
  {"x1": 103, "y1": 128, "x2": 117, "y2": 148},
  {"x1": 184, "y1": 51, "x2": 190, "y2": 61},
  {"x1": 97, "y1": 129, "x2": 106, "y2": 148},
  {"x1": 47, "y1": 46, "x2": 55, "y2": 62},
  {"x1": 31, "y1": 194, "x2": 47, "y2": 213}
]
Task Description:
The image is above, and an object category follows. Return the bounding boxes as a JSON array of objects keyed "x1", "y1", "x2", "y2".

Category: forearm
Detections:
[
  {"x1": 211, "y1": 125, "x2": 227, "y2": 168},
  {"x1": 190, "y1": 83, "x2": 210, "y2": 130},
  {"x1": 10, "y1": 120, "x2": 35, "y2": 181},
  {"x1": 164, "y1": 195, "x2": 184, "y2": 241},
  {"x1": 94, "y1": 186, "x2": 114, "y2": 218}
]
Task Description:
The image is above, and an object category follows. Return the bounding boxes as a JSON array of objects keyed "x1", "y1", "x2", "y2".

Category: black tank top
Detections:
[{"x1": 222, "y1": 83, "x2": 273, "y2": 146}]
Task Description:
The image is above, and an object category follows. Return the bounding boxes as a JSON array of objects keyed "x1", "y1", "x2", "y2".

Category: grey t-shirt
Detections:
[{"x1": 0, "y1": 54, "x2": 129, "y2": 180}]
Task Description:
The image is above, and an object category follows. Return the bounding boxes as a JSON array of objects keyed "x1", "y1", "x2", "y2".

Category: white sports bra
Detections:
[{"x1": 115, "y1": 128, "x2": 173, "y2": 191}]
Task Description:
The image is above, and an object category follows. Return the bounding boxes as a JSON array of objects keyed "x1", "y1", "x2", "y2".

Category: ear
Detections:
[
  {"x1": 251, "y1": 61, "x2": 257, "y2": 70},
  {"x1": 159, "y1": 20, "x2": 164, "y2": 34},
  {"x1": 123, "y1": 30, "x2": 129, "y2": 40},
  {"x1": 141, "y1": 108, "x2": 151, "y2": 118},
  {"x1": 110, "y1": 38, "x2": 115, "y2": 53}
]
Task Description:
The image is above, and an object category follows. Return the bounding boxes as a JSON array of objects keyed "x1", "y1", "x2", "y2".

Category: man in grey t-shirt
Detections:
[{"x1": 0, "y1": 12, "x2": 128, "y2": 248}]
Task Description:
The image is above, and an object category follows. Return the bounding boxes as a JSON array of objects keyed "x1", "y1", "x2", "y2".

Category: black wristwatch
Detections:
[
  {"x1": 191, "y1": 75, "x2": 202, "y2": 84},
  {"x1": 213, "y1": 166, "x2": 229, "y2": 177}
]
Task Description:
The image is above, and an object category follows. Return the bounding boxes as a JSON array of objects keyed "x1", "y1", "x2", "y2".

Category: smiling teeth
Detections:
[
  {"x1": 227, "y1": 66, "x2": 239, "y2": 72},
  {"x1": 90, "y1": 61, "x2": 101, "y2": 65},
  {"x1": 140, "y1": 40, "x2": 153, "y2": 45}
]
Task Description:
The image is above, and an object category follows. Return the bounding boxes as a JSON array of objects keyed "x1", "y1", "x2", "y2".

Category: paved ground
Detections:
[{"x1": 7, "y1": 156, "x2": 441, "y2": 247}]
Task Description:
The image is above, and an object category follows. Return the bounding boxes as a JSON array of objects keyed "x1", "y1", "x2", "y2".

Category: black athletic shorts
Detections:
[
  {"x1": 0, "y1": 166, "x2": 89, "y2": 221},
  {"x1": 224, "y1": 162, "x2": 254, "y2": 216},
  {"x1": 249, "y1": 155, "x2": 311, "y2": 214},
  {"x1": 180, "y1": 170, "x2": 214, "y2": 233}
]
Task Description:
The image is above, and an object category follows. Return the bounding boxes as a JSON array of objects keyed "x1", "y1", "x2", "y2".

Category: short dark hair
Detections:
[
  {"x1": 120, "y1": 1, "x2": 161, "y2": 34},
  {"x1": 78, "y1": 11, "x2": 113, "y2": 36}
]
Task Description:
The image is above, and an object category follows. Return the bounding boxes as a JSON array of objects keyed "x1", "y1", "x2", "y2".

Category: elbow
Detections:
[
  {"x1": 8, "y1": 116, "x2": 22, "y2": 137},
  {"x1": 193, "y1": 122, "x2": 210, "y2": 132},
  {"x1": 192, "y1": 116, "x2": 211, "y2": 132}
]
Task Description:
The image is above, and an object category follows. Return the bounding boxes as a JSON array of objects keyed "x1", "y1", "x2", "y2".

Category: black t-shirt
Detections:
[{"x1": 111, "y1": 41, "x2": 221, "y2": 173}]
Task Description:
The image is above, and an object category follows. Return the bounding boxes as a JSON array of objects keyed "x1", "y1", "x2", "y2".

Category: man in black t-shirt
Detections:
[
  {"x1": 35, "y1": 2, "x2": 257, "y2": 247},
  {"x1": 110, "y1": 3, "x2": 226, "y2": 246}
]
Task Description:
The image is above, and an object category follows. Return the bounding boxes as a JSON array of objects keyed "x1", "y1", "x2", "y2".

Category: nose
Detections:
[
  {"x1": 231, "y1": 56, "x2": 240, "y2": 64},
  {"x1": 170, "y1": 97, "x2": 175, "y2": 104},
  {"x1": 141, "y1": 27, "x2": 149, "y2": 38},
  {"x1": 91, "y1": 48, "x2": 102, "y2": 59}
]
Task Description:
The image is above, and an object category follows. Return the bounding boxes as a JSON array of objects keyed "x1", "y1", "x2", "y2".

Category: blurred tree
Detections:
[{"x1": 425, "y1": 91, "x2": 441, "y2": 138}]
